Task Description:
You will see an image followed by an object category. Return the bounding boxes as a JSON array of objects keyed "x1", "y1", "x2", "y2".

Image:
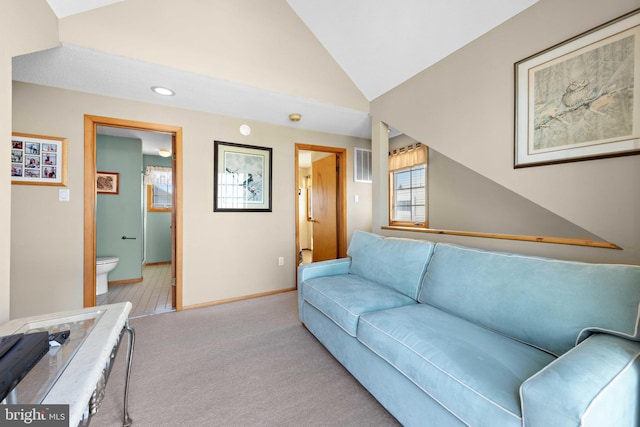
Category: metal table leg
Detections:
[
  {"x1": 122, "y1": 321, "x2": 135, "y2": 427},
  {"x1": 85, "y1": 320, "x2": 136, "y2": 427}
]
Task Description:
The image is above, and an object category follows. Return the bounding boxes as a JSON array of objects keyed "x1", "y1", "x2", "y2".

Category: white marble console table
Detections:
[{"x1": 0, "y1": 302, "x2": 135, "y2": 426}]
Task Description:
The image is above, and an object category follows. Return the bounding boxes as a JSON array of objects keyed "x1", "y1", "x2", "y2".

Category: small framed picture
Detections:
[
  {"x1": 11, "y1": 133, "x2": 67, "y2": 186},
  {"x1": 214, "y1": 140, "x2": 272, "y2": 212},
  {"x1": 97, "y1": 171, "x2": 120, "y2": 194}
]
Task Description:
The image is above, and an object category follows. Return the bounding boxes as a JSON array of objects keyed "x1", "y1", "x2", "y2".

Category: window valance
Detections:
[
  {"x1": 388, "y1": 143, "x2": 427, "y2": 171},
  {"x1": 144, "y1": 166, "x2": 172, "y2": 186}
]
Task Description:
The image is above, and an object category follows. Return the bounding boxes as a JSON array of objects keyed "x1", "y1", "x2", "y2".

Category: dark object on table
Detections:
[{"x1": 0, "y1": 332, "x2": 50, "y2": 401}]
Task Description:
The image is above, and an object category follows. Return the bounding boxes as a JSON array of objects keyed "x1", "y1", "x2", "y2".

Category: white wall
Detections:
[
  {"x1": 371, "y1": 0, "x2": 640, "y2": 265},
  {"x1": 11, "y1": 82, "x2": 372, "y2": 317}
]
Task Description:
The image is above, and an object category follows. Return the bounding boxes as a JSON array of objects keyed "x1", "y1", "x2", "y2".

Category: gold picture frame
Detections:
[{"x1": 11, "y1": 132, "x2": 67, "y2": 186}]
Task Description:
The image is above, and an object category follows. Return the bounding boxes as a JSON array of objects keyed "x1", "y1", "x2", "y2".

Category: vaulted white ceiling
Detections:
[
  {"x1": 287, "y1": 0, "x2": 538, "y2": 100},
  {"x1": 15, "y1": 0, "x2": 538, "y2": 141},
  {"x1": 46, "y1": 0, "x2": 125, "y2": 18}
]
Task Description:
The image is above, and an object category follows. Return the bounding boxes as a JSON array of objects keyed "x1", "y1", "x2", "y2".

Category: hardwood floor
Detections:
[{"x1": 97, "y1": 263, "x2": 174, "y2": 318}]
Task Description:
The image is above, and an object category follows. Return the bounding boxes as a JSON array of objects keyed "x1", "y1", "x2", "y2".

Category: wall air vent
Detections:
[{"x1": 354, "y1": 148, "x2": 372, "y2": 183}]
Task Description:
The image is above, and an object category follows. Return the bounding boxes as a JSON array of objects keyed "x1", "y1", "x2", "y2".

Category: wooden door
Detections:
[{"x1": 311, "y1": 154, "x2": 338, "y2": 262}]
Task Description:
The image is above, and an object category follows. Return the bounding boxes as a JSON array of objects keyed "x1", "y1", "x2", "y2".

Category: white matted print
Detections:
[{"x1": 214, "y1": 140, "x2": 272, "y2": 212}]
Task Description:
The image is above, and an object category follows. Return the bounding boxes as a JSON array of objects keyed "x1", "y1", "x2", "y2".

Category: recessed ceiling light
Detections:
[{"x1": 151, "y1": 86, "x2": 175, "y2": 96}]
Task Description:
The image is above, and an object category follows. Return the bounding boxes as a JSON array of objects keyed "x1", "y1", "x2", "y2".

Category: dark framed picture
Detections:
[
  {"x1": 11, "y1": 132, "x2": 67, "y2": 186},
  {"x1": 214, "y1": 140, "x2": 272, "y2": 212},
  {"x1": 97, "y1": 171, "x2": 119, "y2": 194},
  {"x1": 514, "y1": 8, "x2": 640, "y2": 167}
]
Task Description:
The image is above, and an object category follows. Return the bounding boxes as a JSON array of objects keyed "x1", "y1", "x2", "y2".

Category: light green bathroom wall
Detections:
[
  {"x1": 143, "y1": 154, "x2": 172, "y2": 264},
  {"x1": 96, "y1": 135, "x2": 143, "y2": 282}
]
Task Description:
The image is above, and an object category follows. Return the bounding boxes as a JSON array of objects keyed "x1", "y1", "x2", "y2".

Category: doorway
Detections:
[
  {"x1": 295, "y1": 144, "x2": 347, "y2": 270},
  {"x1": 83, "y1": 115, "x2": 183, "y2": 312}
]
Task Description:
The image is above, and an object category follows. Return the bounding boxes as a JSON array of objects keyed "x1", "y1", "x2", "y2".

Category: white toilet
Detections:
[{"x1": 96, "y1": 257, "x2": 119, "y2": 295}]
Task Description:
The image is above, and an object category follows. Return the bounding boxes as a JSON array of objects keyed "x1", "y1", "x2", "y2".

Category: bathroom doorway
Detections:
[{"x1": 83, "y1": 115, "x2": 183, "y2": 313}]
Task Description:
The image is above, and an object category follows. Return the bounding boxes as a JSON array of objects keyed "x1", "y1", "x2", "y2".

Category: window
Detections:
[
  {"x1": 391, "y1": 165, "x2": 426, "y2": 224},
  {"x1": 389, "y1": 143, "x2": 428, "y2": 228},
  {"x1": 145, "y1": 166, "x2": 172, "y2": 212},
  {"x1": 147, "y1": 183, "x2": 173, "y2": 212}
]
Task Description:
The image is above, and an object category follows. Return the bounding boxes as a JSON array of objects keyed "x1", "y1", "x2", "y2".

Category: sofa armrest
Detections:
[
  {"x1": 297, "y1": 257, "x2": 351, "y2": 322},
  {"x1": 520, "y1": 333, "x2": 640, "y2": 427}
]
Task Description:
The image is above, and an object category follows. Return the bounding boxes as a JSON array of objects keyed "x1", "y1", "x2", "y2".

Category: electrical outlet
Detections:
[{"x1": 278, "y1": 256, "x2": 284, "y2": 266}]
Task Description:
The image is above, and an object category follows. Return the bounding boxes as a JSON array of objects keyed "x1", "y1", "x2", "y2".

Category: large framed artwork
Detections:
[
  {"x1": 11, "y1": 132, "x2": 67, "y2": 186},
  {"x1": 213, "y1": 140, "x2": 272, "y2": 212},
  {"x1": 515, "y1": 8, "x2": 640, "y2": 167}
]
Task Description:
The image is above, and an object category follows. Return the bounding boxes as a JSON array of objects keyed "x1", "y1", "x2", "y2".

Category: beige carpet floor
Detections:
[{"x1": 90, "y1": 291, "x2": 400, "y2": 427}]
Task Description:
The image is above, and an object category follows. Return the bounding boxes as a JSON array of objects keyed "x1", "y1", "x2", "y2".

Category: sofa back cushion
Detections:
[
  {"x1": 419, "y1": 243, "x2": 640, "y2": 356},
  {"x1": 347, "y1": 231, "x2": 435, "y2": 300}
]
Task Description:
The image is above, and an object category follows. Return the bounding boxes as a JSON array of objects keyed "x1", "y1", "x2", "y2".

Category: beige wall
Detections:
[
  {"x1": 1, "y1": 1, "x2": 58, "y2": 322},
  {"x1": 390, "y1": 134, "x2": 601, "y2": 239},
  {"x1": 1, "y1": 56, "x2": 11, "y2": 324},
  {"x1": 11, "y1": 82, "x2": 371, "y2": 318},
  {"x1": 371, "y1": 0, "x2": 640, "y2": 265}
]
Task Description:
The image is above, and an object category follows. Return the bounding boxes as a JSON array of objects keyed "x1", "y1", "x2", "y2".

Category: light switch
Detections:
[{"x1": 59, "y1": 188, "x2": 70, "y2": 201}]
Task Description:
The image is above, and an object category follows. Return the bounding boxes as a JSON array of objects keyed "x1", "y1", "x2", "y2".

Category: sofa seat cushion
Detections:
[
  {"x1": 358, "y1": 304, "x2": 556, "y2": 427},
  {"x1": 302, "y1": 274, "x2": 417, "y2": 337}
]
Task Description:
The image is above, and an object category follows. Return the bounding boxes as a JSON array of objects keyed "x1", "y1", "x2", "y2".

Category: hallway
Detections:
[{"x1": 97, "y1": 263, "x2": 173, "y2": 318}]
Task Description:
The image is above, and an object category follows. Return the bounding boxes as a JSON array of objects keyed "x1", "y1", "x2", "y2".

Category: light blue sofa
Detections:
[{"x1": 298, "y1": 230, "x2": 640, "y2": 426}]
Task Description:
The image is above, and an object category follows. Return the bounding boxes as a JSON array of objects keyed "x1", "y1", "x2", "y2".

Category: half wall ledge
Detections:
[{"x1": 381, "y1": 226, "x2": 621, "y2": 250}]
